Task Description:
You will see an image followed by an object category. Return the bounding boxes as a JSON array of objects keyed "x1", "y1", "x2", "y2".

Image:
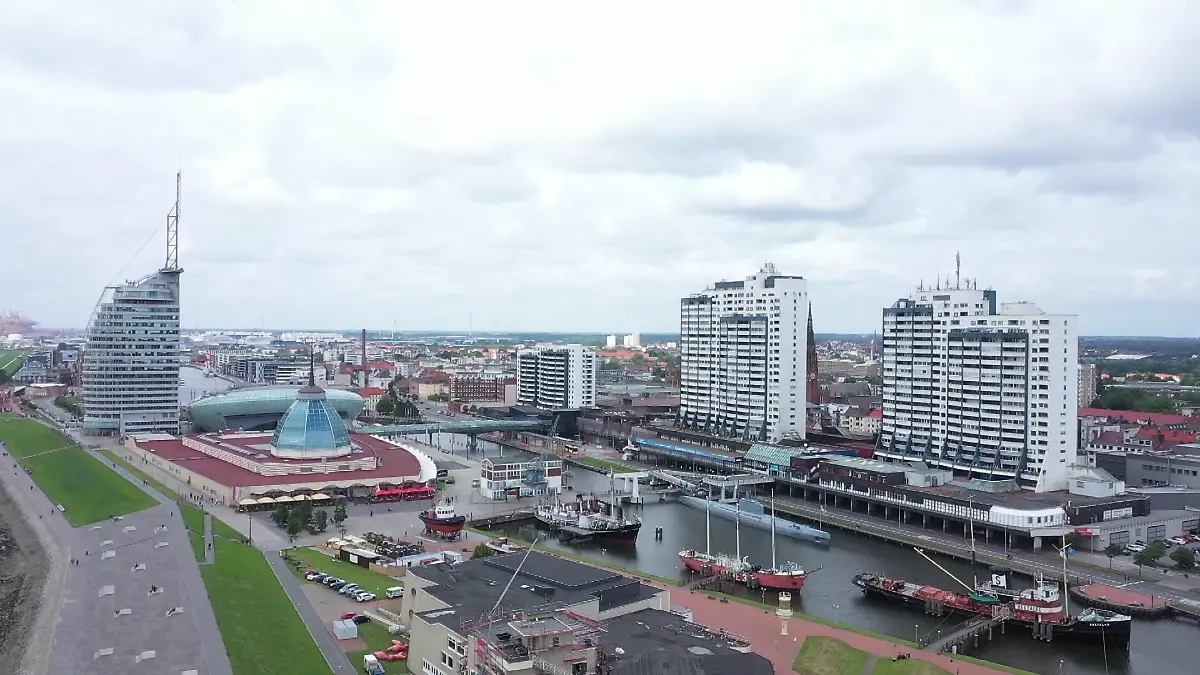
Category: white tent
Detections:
[{"x1": 333, "y1": 619, "x2": 358, "y2": 640}]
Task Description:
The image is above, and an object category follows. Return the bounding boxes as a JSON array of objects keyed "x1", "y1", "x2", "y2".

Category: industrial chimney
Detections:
[{"x1": 361, "y1": 329, "x2": 368, "y2": 388}]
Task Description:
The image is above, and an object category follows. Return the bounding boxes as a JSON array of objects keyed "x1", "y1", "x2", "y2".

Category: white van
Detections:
[{"x1": 385, "y1": 586, "x2": 405, "y2": 599}]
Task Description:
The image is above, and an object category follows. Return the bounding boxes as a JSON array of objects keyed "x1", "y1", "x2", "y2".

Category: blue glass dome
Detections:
[{"x1": 270, "y1": 385, "x2": 353, "y2": 458}]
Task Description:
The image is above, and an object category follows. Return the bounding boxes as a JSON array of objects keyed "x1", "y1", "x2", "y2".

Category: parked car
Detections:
[
  {"x1": 1168, "y1": 536, "x2": 1189, "y2": 546},
  {"x1": 323, "y1": 577, "x2": 343, "y2": 587},
  {"x1": 354, "y1": 591, "x2": 376, "y2": 602},
  {"x1": 306, "y1": 571, "x2": 326, "y2": 581},
  {"x1": 339, "y1": 584, "x2": 361, "y2": 596},
  {"x1": 330, "y1": 581, "x2": 349, "y2": 591},
  {"x1": 385, "y1": 586, "x2": 405, "y2": 599},
  {"x1": 351, "y1": 615, "x2": 371, "y2": 625},
  {"x1": 1125, "y1": 543, "x2": 1146, "y2": 554}
]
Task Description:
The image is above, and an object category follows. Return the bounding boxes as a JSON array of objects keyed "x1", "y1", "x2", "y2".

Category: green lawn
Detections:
[
  {"x1": 20, "y1": 447, "x2": 157, "y2": 526},
  {"x1": 202, "y1": 538, "x2": 329, "y2": 675},
  {"x1": 872, "y1": 659, "x2": 950, "y2": 675},
  {"x1": 288, "y1": 546, "x2": 402, "y2": 597},
  {"x1": 574, "y1": 456, "x2": 637, "y2": 473},
  {"x1": 0, "y1": 417, "x2": 76, "y2": 459},
  {"x1": 0, "y1": 349, "x2": 29, "y2": 375},
  {"x1": 347, "y1": 620, "x2": 410, "y2": 671},
  {"x1": 792, "y1": 636, "x2": 870, "y2": 675}
]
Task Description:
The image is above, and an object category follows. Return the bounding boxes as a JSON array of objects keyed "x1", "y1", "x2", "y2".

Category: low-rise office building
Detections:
[
  {"x1": 478, "y1": 455, "x2": 563, "y2": 499},
  {"x1": 399, "y1": 551, "x2": 672, "y2": 675}
]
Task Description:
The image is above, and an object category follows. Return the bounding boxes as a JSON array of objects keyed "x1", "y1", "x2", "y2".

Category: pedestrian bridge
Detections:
[{"x1": 363, "y1": 419, "x2": 548, "y2": 436}]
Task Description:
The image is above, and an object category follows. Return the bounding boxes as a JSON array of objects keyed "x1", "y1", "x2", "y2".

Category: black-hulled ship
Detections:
[{"x1": 853, "y1": 567, "x2": 1131, "y2": 647}]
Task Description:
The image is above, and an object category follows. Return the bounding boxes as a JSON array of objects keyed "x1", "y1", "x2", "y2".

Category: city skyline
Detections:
[{"x1": 5, "y1": 3, "x2": 1200, "y2": 335}]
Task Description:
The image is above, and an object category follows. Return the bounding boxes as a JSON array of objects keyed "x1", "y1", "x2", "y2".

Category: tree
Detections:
[
  {"x1": 285, "y1": 515, "x2": 304, "y2": 544},
  {"x1": 1135, "y1": 542, "x2": 1166, "y2": 572},
  {"x1": 271, "y1": 505, "x2": 291, "y2": 529},
  {"x1": 1103, "y1": 544, "x2": 1125, "y2": 570},
  {"x1": 1170, "y1": 546, "x2": 1196, "y2": 570},
  {"x1": 375, "y1": 396, "x2": 396, "y2": 417},
  {"x1": 309, "y1": 508, "x2": 329, "y2": 534},
  {"x1": 332, "y1": 503, "x2": 348, "y2": 525},
  {"x1": 1063, "y1": 532, "x2": 1085, "y2": 550},
  {"x1": 472, "y1": 543, "x2": 496, "y2": 559},
  {"x1": 338, "y1": 525, "x2": 348, "y2": 539}
]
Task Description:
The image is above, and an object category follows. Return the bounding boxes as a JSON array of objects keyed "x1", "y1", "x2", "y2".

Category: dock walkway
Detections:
[{"x1": 921, "y1": 607, "x2": 1012, "y2": 654}]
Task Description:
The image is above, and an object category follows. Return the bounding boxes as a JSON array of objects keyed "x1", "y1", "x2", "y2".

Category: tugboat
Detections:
[{"x1": 418, "y1": 500, "x2": 466, "y2": 537}]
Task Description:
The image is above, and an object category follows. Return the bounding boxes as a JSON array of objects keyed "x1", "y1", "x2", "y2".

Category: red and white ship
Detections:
[
  {"x1": 678, "y1": 491, "x2": 812, "y2": 593},
  {"x1": 749, "y1": 560, "x2": 809, "y2": 591},
  {"x1": 678, "y1": 549, "x2": 750, "y2": 576},
  {"x1": 418, "y1": 501, "x2": 466, "y2": 536}
]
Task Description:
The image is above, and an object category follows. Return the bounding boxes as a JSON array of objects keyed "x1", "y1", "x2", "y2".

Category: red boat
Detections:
[
  {"x1": 419, "y1": 501, "x2": 466, "y2": 535},
  {"x1": 748, "y1": 561, "x2": 809, "y2": 591},
  {"x1": 678, "y1": 549, "x2": 750, "y2": 576}
]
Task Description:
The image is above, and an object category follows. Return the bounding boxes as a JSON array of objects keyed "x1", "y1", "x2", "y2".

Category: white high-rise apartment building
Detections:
[
  {"x1": 876, "y1": 281, "x2": 1078, "y2": 492},
  {"x1": 678, "y1": 263, "x2": 808, "y2": 442},
  {"x1": 516, "y1": 344, "x2": 597, "y2": 410},
  {"x1": 82, "y1": 269, "x2": 183, "y2": 435},
  {"x1": 605, "y1": 335, "x2": 618, "y2": 348},
  {"x1": 622, "y1": 333, "x2": 642, "y2": 348},
  {"x1": 1078, "y1": 363, "x2": 1098, "y2": 408}
]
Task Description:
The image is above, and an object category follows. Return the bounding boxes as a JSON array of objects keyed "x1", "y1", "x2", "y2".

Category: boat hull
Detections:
[
  {"x1": 679, "y1": 554, "x2": 734, "y2": 576},
  {"x1": 419, "y1": 514, "x2": 466, "y2": 534},
  {"x1": 753, "y1": 571, "x2": 808, "y2": 591},
  {"x1": 678, "y1": 496, "x2": 830, "y2": 545},
  {"x1": 591, "y1": 523, "x2": 641, "y2": 543}
]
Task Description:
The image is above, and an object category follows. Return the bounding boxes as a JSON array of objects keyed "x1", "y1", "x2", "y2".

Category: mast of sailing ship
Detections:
[
  {"x1": 771, "y1": 489, "x2": 777, "y2": 570},
  {"x1": 735, "y1": 495, "x2": 742, "y2": 563},
  {"x1": 705, "y1": 489, "x2": 711, "y2": 555}
]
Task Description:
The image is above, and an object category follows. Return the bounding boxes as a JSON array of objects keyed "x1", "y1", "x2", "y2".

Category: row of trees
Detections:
[
  {"x1": 270, "y1": 502, "x2": 349, "y2": 543},
  {"x1": 375, "y1": 383, "x2": 420, "y2": 418}
]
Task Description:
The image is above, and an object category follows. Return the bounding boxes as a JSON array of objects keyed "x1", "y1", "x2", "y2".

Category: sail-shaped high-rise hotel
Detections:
[{"x1": 81, "y1": 175, "x2": 183, "y2": 436}]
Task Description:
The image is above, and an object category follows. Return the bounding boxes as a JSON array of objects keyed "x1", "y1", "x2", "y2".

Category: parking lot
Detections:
[{"x1": 1122, "y1": 533, "x2": 1200, "y2": 567}]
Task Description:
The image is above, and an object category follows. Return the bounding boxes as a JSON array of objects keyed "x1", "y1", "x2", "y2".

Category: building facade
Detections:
[
  {"x1": 1078, "y1": 362, "x2": 1098, "y2": 408},
  {"x1": 82, "y1": 269, "x2": 182, "y2": 435},
  {"x1": 449, "y1": 375, "x2": 516, "y2": 404},
  {"x1": 478, "y1": 455, "x2": 564, "y2": 499},
  {"x1": 677, "y1": 263, "x2": 808, "y2": 442},
  {"x1": 876, "y1": 282, "x2": 1078, "y2": 492},
  {"x1": 516, "y1": 344, "x2": 597, "y2": 410}
]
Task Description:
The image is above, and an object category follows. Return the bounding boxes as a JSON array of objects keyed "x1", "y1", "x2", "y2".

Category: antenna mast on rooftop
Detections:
[
  {"x1": 165, "y1": 172, "x2": 181, "y2": 271},
  {"x1": 955, "y1": 251, "x2": 961, "y2": 290}
]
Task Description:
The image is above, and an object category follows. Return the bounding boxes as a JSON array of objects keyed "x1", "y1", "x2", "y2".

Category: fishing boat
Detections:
[
  {"x1": 535, "y1": 482, "x2": 641, "y2": 543},
  {"x1": 678, "y1": 495, "x2": 830, "y2": 545}
]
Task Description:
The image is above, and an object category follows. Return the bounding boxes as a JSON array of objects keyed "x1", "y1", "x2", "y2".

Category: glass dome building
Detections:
[{"x1": 270, "y1": 384, "x2": 354, "y2": 459}]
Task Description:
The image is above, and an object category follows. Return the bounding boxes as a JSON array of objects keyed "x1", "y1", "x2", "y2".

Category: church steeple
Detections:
[{"x1": 806, "y1": 305, "x2": 821, "y2": 405}]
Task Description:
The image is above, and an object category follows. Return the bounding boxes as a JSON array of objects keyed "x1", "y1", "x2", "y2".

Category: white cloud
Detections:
[{"x1": 2, "y1": 0, "x2": 1199, "y2": 335}]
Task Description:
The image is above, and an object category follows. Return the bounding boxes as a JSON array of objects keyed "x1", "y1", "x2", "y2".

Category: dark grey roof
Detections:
[
  {"x1": 601, "y1": 610, "x2": 774, "y2": 675},
  {"x1": 414, "y1": 551, "x2": 660, "y2": 630}
]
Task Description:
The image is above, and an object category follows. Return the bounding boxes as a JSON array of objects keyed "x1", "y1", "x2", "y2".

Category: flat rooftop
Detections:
[
  {"x1": 824, "y1": 456, "x2": 909, "y2": 474},
  {"x1": 911, "y1": 482, "x2": 1134, "y2": 509},
  {"x1": 135, "y1": 432, "x2": 422, "y2": 488},
  {"x1": 414, "y1": 551, "x2": 660, "y2": 629},
  {"x1": 602, "y1": 609, "x2": 773, "y2": 675}
]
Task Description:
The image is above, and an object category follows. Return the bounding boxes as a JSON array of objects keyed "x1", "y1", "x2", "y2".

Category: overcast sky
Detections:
[{"x1": 3, "y1": 1, "x2": 1198, "y2": 336}]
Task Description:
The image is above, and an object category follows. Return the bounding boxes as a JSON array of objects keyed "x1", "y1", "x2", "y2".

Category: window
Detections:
[
  {"x1": 1109, "y1": 530, "x2": 1130, "y2": 546},
  {"x1": 1147, "y1": 525, "x2": 1166, "y2": 541},
  {"x1": 441, "y1": 653, "x2": 455, "y2": 669}
]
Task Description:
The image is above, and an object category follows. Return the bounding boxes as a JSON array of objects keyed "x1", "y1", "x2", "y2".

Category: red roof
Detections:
[
  {"x1": 1135, "y1": 427, "x2": 1198, "y2": 444},
  {"x1": 358, "y1": 387, "x2": 386, "y2": 397},
  {"x1": 364, "y1": 361, "x2": 393, "y2": 371},
  {"x1": 868, "y1": 409, "x2": 883, "y2": 419},
  {"x1": 1079, "y1": 407, "x2": 1198, "y2": 426},
  {"x1": 416, "y1": 370, "x2": 450, "y2": 382},
  {"x1": 134, "y1": 433, "x2": 422, "y2": 489}
]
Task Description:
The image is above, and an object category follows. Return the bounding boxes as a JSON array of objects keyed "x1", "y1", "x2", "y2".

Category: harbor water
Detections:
[{"x1": 431, "y1": 433, "x2": 1194, "y2": 675}]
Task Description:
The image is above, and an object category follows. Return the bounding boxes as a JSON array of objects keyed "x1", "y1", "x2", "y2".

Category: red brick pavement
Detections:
[{"x1": 651, "y1": 581, "x2": 1016, "y2": 675}]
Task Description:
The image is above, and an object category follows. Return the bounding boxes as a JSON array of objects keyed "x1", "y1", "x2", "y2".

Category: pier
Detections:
[
  {"x1": 920, "y1": 607, "x2": 1013, "y2": 654},
  {"x1": 468, "y1": 510, "x2": 535, "y2": 529}
]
